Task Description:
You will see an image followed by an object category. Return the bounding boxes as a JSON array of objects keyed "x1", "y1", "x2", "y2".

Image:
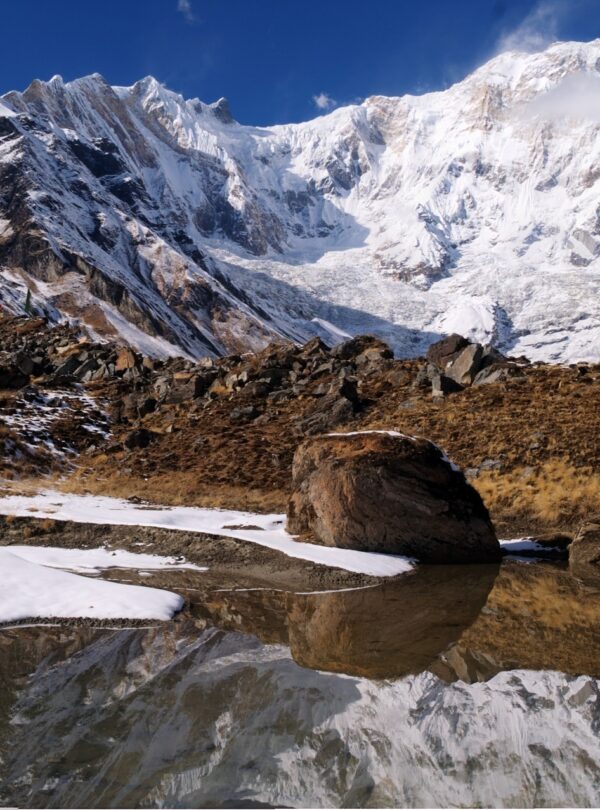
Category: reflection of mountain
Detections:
[
  {"x1": 2, "y1": 622, "x2": 600, "y2": 808},
  {"x1": 3, "y1": 562, "x2": 600, "y2": 806},
  {"x1": 0, "y1": 625, "x2": 102, "y2": 753}
]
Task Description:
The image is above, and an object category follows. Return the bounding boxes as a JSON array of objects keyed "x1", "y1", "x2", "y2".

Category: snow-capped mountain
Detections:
[{"x1": 1, "y1": 39, "x2": 600, "y2": 360}]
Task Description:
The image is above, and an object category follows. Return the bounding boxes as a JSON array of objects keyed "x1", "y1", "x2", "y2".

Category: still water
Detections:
[{"x1": 2, "y1": 560, "x2": 600, "y2": 808}]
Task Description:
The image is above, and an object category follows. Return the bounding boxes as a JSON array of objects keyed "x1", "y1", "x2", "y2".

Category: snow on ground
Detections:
[
  {"x1": 499, "y1": 538, "x2": 562, "y2": 553},
  {"x1": 0, "y1": 490, "x2": 414, "y2": 577},
  {"x1": 4, "y1": 545, "x2": 206, "y2": 574},
  {"x1": 0, "y1": 548, "x2": 184, "y2": 623}
]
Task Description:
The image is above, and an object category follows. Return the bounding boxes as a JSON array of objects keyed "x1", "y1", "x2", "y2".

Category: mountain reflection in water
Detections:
[{"x1": 2, "y1": 559, "x2": 600, "y2": 808}]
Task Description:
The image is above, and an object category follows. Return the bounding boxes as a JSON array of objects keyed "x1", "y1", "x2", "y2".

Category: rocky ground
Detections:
[{"x1": 1, "y1": 314, "x2": 599, "y2": 538}]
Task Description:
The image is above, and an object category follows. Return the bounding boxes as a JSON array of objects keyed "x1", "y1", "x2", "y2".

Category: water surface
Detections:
[{"x1": 2, "y1": 559, "x2": 600, "y2": 808}]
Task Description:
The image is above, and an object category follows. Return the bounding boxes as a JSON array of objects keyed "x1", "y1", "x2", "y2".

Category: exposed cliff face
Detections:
[{"x1": 1, "y1": 40, "x2": 600, "y2": 359}]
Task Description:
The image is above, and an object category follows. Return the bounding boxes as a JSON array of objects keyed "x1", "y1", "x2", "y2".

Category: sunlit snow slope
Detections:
[{"x1": 1, "y1": 40, "x2": 600, "y2": 360}]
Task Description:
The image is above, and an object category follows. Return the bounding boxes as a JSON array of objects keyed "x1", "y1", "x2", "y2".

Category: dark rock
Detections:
[
  {"x1": 229, "y1": 405, "x2": 261, "y2": 423},
  {"x1": 298, "y1": 337, "x2": 329, "y2": 359},
  {"x1": 74, "y1": 358, "x2": 99, "y2": 379},
  {"x1": 123, "y1": 428, "x2": 158, "y2": 450},
  {"x1": 426, "y1": 334, "x2": 471, "y2": 369},
  {"x1": 332, "y1": 335, "x2": 393, "y2": 363},
  {"x1": 256, "y1": 342, "x2": 298, "y2": 370},
  {"x1": 431, "y1": 370, "x2": 464, "y2": 398},
  {"x1": 242, "y1": 380, "x2": 272, "y2": 398},
  {"x1": 0, "y1": 364, "x2": 29, "y2": 389},
  {"x1": 54, "y1": 355, "x2": 82, "y2": 377},
  {"x1": 139, "y1": 397, "x2": 157, "y2": 416},
  {"x1": 479, "y1": 345, "x2": 507, "y2": 369},
  {"x1": 473, "y1": 363, "x2": 526, "y2": 386},
  {"x1": 295, "y1": 396, "x2": 355, "y2": 436},
  {"x1": 286, "y1": 431, "x2": 500, "y2": 563},
  {"x1": 15, "y1": 352, "x2": 35, "y2": 375},
  {"x1": 329, "y1": 376, "x2": 360, "y2": 405}
]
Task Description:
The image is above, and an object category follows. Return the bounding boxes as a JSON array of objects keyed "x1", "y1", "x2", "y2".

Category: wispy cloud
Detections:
[
  {"x1": 495, "y1": 1, "x2": 563, "y2": 53},
  {"x1": 521, "y1": 72, "x2": 600, "y2": 122},
  {"x1": 312, "y1": 92, "x2": 336, "y2": 111},
  {"x1": 177, "y1": 0, "x2": 195, "y2": 23}
]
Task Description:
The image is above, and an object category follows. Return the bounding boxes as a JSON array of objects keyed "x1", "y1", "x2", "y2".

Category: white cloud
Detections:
[
  {"x1": 521, "y1": 72, "x2": 600, "y2": 122},
  {"x1": 177, "y1": 0, "x2": 195, "y2": 23},
  {"x1": 312, "y1": 92, "x2": 336, "y2": 111},
  {"x1": 496, "y1": 1, "x2": 562, "y2": 54}
]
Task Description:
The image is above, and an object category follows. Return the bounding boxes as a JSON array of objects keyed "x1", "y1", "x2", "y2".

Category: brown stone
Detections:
[
  {"x1": 445, "y1": 343, "x2": 484, "y2": 386},
  {"x1": 426, "y1": 333, "x2": 470, "y2": 369},
  {"x1": 115, "y1": 347, "x2": 137, "y2": 372},
  {"x1": 286, "y1": 431, "x2": 500, "y2": 563}
]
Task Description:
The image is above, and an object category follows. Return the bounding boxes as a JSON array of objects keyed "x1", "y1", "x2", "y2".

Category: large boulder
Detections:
[{"x1": 287, "y1": 431, "x2": 500, "y2": 563}]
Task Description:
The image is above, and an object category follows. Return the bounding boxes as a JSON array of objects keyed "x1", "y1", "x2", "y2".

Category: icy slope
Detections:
[{"x1": 1, "y1": 40, "x2": 600, "y2": 360}]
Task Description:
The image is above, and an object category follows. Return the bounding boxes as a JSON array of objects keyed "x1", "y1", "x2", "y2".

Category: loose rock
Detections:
[{"x1": 286, "y1": 431, "x2": 500, "y2": 563}]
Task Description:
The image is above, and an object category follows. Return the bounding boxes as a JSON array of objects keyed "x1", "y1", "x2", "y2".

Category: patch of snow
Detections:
[
  {"x1": 0, "y1": 549, "x2": 184, "y2": 623},
  {"x1": 0, "y1": 490, "x2": 414, "y2": 577},
  {"x1": 500, "y1": 537, "x2": 560, "y2": 553},
  {"x1": 4, "y1": 545, "x2": 206, "y2": 574},
  {"x1": 310, "y1": 317, "x2": 352, "y2": 342}
]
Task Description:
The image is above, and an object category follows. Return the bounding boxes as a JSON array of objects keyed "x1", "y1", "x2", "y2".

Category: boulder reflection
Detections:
[
  {"x1": 193, "y1": 564, "x2": 500, "y2": 678},
  {"x1": 194, "y1": 560, "x2": 600, "y2": 681}
]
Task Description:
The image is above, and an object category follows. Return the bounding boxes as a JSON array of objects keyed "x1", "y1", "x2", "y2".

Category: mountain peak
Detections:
[{"x1": 209, "y1": 97, "x2": 234, "y2": 124}]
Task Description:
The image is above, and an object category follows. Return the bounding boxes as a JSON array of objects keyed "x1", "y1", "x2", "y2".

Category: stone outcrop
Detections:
[
  {"x1": 445, "y1": 343, "x2": 484, "y2": 386},
  {"x1": 287, "y1": 431, "x2": 500, "y2": 563},
  {"x1": 420, "y1": 334, "x2": 526, "y2": 396},
  {"x1": 426, "y1": 333, "x2": 470, "y2": 368}
]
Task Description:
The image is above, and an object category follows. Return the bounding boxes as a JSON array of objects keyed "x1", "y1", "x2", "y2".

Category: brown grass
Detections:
[
  {"x1": 60, "y1": 468, "x2": 288, "y2": 513},
  {"x1": 475, "y1": 459, "x2": 600, "y2": 535}
]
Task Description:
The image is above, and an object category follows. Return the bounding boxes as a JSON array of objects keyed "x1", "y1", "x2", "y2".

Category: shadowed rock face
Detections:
[{"x1": 287, "y1": 431, "x2": 500, "y2": 563}]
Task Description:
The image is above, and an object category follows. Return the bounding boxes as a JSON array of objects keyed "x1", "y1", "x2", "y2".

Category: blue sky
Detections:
[{"x1": 1, "y1": 0, "x2": 599, "y2": 125}]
